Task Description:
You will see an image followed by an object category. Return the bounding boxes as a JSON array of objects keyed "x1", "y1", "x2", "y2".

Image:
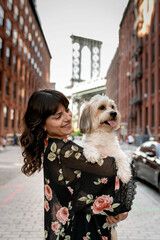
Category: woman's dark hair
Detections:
[{"x1": 20, "y1": 89, "x2": 69, "y2": 176}]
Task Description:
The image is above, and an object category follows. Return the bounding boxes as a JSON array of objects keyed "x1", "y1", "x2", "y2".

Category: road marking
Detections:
[
  {"x1": 0, "y1": 163, "x2": 22, "y2": 168},
  {"x1": 133, "y1": 204, "x2": 160, "y2": 211},
  {"x1": 0, "y1": 185, "x2": 24, "y2": 204}
]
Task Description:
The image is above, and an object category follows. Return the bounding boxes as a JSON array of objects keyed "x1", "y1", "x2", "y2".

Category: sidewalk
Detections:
[
  {"x1": 0, "y1": 146, "x2": 44, "y2": 240},
  {"x1": 0, "y1": 145, "x2": 160, "y2": 240}
]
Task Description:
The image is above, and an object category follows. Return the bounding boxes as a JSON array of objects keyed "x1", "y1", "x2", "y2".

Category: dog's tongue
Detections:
[{"x1": 108, "y1": 120, "x2": 116, "y2": 127}]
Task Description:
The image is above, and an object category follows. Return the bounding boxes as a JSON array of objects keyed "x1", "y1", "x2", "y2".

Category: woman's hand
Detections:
[{"x1": 106, "y1": 212, "x2": 128, "y2": 226}]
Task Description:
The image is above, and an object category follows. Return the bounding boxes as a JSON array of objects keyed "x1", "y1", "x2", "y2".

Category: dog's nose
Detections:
[{"x1": 110, "y1": 111, "x2": 117, "y2": 118}]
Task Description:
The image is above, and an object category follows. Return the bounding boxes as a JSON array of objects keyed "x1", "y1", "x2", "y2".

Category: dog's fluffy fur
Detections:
[
  {"x1": 79, "y1": 95, "x2": 132, "y2": 240},
  {"x1": 80, "y1": 94, "x2": 131, "y2": 184}
]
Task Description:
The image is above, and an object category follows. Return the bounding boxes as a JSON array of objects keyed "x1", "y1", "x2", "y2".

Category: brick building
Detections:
[
  {"x1": 106, "y1": 0, "x2": 160, "y2": 143},
  {"x1": 106, "y1": 47, "x2": 119, "y2": 108},
  {"x1": 0, "y1": 0, "x2": 52, "y2": 138}
]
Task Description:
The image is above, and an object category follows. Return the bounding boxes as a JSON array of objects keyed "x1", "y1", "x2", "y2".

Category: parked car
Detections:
[{"x1": 131, "y1": 140, "x2": 160, "y2": 192}]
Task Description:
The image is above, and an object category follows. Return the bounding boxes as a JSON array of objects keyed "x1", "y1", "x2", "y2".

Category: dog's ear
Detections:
[{"x1": 79, "y1": 104, "x2": 92, "y2": 133}]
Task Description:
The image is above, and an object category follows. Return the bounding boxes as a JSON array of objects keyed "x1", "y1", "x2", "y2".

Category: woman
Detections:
[{"x1": 20, "y1": 89, "x2": 136, "y2": 240}]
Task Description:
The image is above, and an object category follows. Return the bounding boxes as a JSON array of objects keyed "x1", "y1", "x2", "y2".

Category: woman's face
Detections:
[{"x1": 44, "y1": 104, "x2": 73, "y2": 139}]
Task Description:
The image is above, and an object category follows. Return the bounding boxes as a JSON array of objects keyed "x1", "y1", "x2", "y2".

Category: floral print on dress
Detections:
[
  {"x1": 44, "y1": 184, "x2": 52, "y2": 201},
  {"x1": 83, "y1": 232, "x2": 91, "y2": 240},
  {"x1": 102, "y1": 237, "x2": 108, "y2": 240},
  {"x1": 51, "y1": 221, "x2": 60, "y2": 233},
  {"x1": 43, "y1": 138, "x2": 136, "y2": 240},
  {"x1": 48, "y1": 142, "x2": 61, "y2": 161},
  {"x1": 56, "y1": 207, "x2": 69, "y2": 225},
  {"x1": 91, "y1": 195, "x2": 113, "y2": 214},
  {"x1": 115, "y1": 176, "x2": 120, "y2": 191},
  {"x1": 94, "y1": 177, "x2": 108, "y2": 185},
  {"x1": 44, "y1": 200, "x2": 50, "y2": 212},
  {"x1": 67, "y1": 186, "x2": 73, "y2": 195},
  {"x1": 74, "y1": 170, "x2": 81, "y2": 178},
  {"x1": 44, "y1": 138, "x2": 49, "y2": 152}
]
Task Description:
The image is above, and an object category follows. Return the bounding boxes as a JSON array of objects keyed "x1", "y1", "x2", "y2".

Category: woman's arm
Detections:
[{"x1": 60, "y1": 140, "x2": 116, "y2": 177}]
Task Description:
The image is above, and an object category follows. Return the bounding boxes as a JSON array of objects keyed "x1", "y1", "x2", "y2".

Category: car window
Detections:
[
  {"x1": 156, "y1": 144, "x2": 160, "y2": 158},
  {"x1": 140, "y1": 143, "x2": 156, "y2": 156}
]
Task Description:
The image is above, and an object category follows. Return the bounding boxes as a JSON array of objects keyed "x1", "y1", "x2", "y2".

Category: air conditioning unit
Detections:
[{"x1": 144, "y1": 93, "x2": 148, "y2": 98}]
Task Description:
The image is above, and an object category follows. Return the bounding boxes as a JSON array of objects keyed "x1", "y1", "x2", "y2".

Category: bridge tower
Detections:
[{"x1": 70, "y1": 35, "x2": 102, "y2": 87}]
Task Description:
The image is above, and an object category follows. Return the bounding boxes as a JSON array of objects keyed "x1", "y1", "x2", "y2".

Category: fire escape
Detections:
[{"x1": 130, "y1": 0, "x2": 143, "y2": 133}]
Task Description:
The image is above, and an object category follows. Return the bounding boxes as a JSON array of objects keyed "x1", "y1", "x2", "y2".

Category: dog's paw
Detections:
[
  {"x1": 83, "y1": 149, "x2": 100, "y2": 164},
  {"x1": 117, "y1": 167, "x2": 132, "y2": 184}
]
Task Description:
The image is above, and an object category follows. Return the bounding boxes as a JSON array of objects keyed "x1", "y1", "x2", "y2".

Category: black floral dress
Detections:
[{"x1": 43, "y1": 138, "x2": 136, "y2": 240}]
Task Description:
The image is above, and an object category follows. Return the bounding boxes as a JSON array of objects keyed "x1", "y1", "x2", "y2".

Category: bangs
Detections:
[{"x1": 42, "y1": 90, "x2": 69, "y2": 119}]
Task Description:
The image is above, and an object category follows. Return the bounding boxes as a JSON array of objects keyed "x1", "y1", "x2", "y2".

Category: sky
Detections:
[{"x1": 36, "y1": 0, "x2": 129, "y2": 93}]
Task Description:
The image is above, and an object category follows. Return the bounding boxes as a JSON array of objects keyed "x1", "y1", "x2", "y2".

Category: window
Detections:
[
  {"x1": 25, "y1": 7, "x2": 29, "y2": 15},
  {"x1": 145, "y1": 51, "x2": 148, "y2": 69},
  {"x1": 145, "y1": 78, "x2": 148, "y2": 94},
  {"x1": 34, "y1": 46, "x2": 37, "y2": 53},
  {"x1": 28, "y1": 32, "x2": 32, "y2": 42},
  {"x1": 7, "y1": 0, "x2": 13, "y2": 10},
  {"x1": 34, "y1": 62, "x2": 37, "y2": 69},
  {"x1": 31, "y1": 57, "x2": 34, "y2": 65},
  {"x1": 6, "y1": 47, "x2": 11, "y2": 66},
  {"x1": 24, "y1": 90, "x2": 26, "y2": 105},
  {"x1": 159, "y1": 103, "x2": 160, "y2": 127},
  {"x1": 0, "y1": 71, "x2": 2, "y2": 91},
  {"x1": 12, "y1": 29, "x2": 18, "y2": 45},
  {"x1": 13, "y1": 55, "x2": 17, "y2": 72},
  {"x1": 6, "y1": 19, "x2": 12, "y2": 37},
  {"x1": 13, "y1": 82, "x2": 16, "y2": 99},
  {"x1": 5, "y1": 77, "x2": 10, "y2": 95},
  {"x1": 32, "y1": 40, "x2": 35, "y2": 47},
  {"x1": 11, "y1": 109, "x2": 14, "y2": 129},
  {"x1": 152, "y1": 73, "x2": 155, "y2": 94},
  {"x1": 152, "y1": 104, "x2": 155, "y2": 127},
  {"x1": 152, "y1": 12, "x2": 156, "y2": 33},
  {"x1": 18, "y1": 111, "x2": 20, "y2": 128},
  {"x1": 0, "y1": 37, "x2": 3, "y2": 58},
  {"x1": 28, "y1": 52, "x2": 31, "y2": 60},
  {"x1": 14, "y1": 5, "x2": 19, "y2": 21},
  {"x1": 145, "y1": 107, "x2": 148, "y2": 133},
  {"x1": 3, "y1": 106, "x2": 8, "y2": 128},
  {"x1": 159, "y1": 68, "x2": 160, "y2": 90},
  {"x1": 29, "y1": 16, "x2": 32, "y2": 24},
  {"x1": 24, "y1": 46, "x2": 27, "y2": 56},
  {"x1": 19, "y1": 16, "x2": 24, "y2": 30},
  {"x1": 152, "y1": 42, "x2": 155, "y2": 63},
  {"x1": 20, "y1": 61, "x2": 23, "y2": 77},
  {"x1": 24, "y1": 25, "x2": 28, "y2": 39},
  {"x1": 0, "y1": 5, "x2": 4, "y2": 26},
  {"x1": 18, "y1": 87, "x2": 21, "y2": 103},
  {"x1": 19, "y1": 38, "x2": 23, "y2": 52},
  {"x1": 20, "y1": 0, "x2": 24, "y2": 9},
  {"x1": 35, "y1": 31, "x2": 38, "y2": 37}
]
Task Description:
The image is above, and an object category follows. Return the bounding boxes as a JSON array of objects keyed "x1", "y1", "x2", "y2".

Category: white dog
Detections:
[
  {"x1": 79, "y1": 95, "x2": 132, "y2": 240},
  {"x1": 79, "y1": 94, "x2": 131, "y2": 184}
]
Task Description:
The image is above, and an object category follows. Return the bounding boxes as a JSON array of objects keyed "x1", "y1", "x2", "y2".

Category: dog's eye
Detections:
[
  {"x1": 111, "y1": 105, "x2": 115, "y2": 109},
  {"x1": 99, "y1": 105, "x2": 106, "y2": 110}
]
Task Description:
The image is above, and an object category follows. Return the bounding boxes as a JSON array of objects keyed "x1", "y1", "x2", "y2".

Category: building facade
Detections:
[
  {"x1": 0, "y1": 0, "x2": 51, "y2": 137},
  {"x1": 106, "y1": 47, "x2": 119, "y2": 108},
  {"x1": 106, "y1": 0, "x2": 160, "y2": 143}
]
